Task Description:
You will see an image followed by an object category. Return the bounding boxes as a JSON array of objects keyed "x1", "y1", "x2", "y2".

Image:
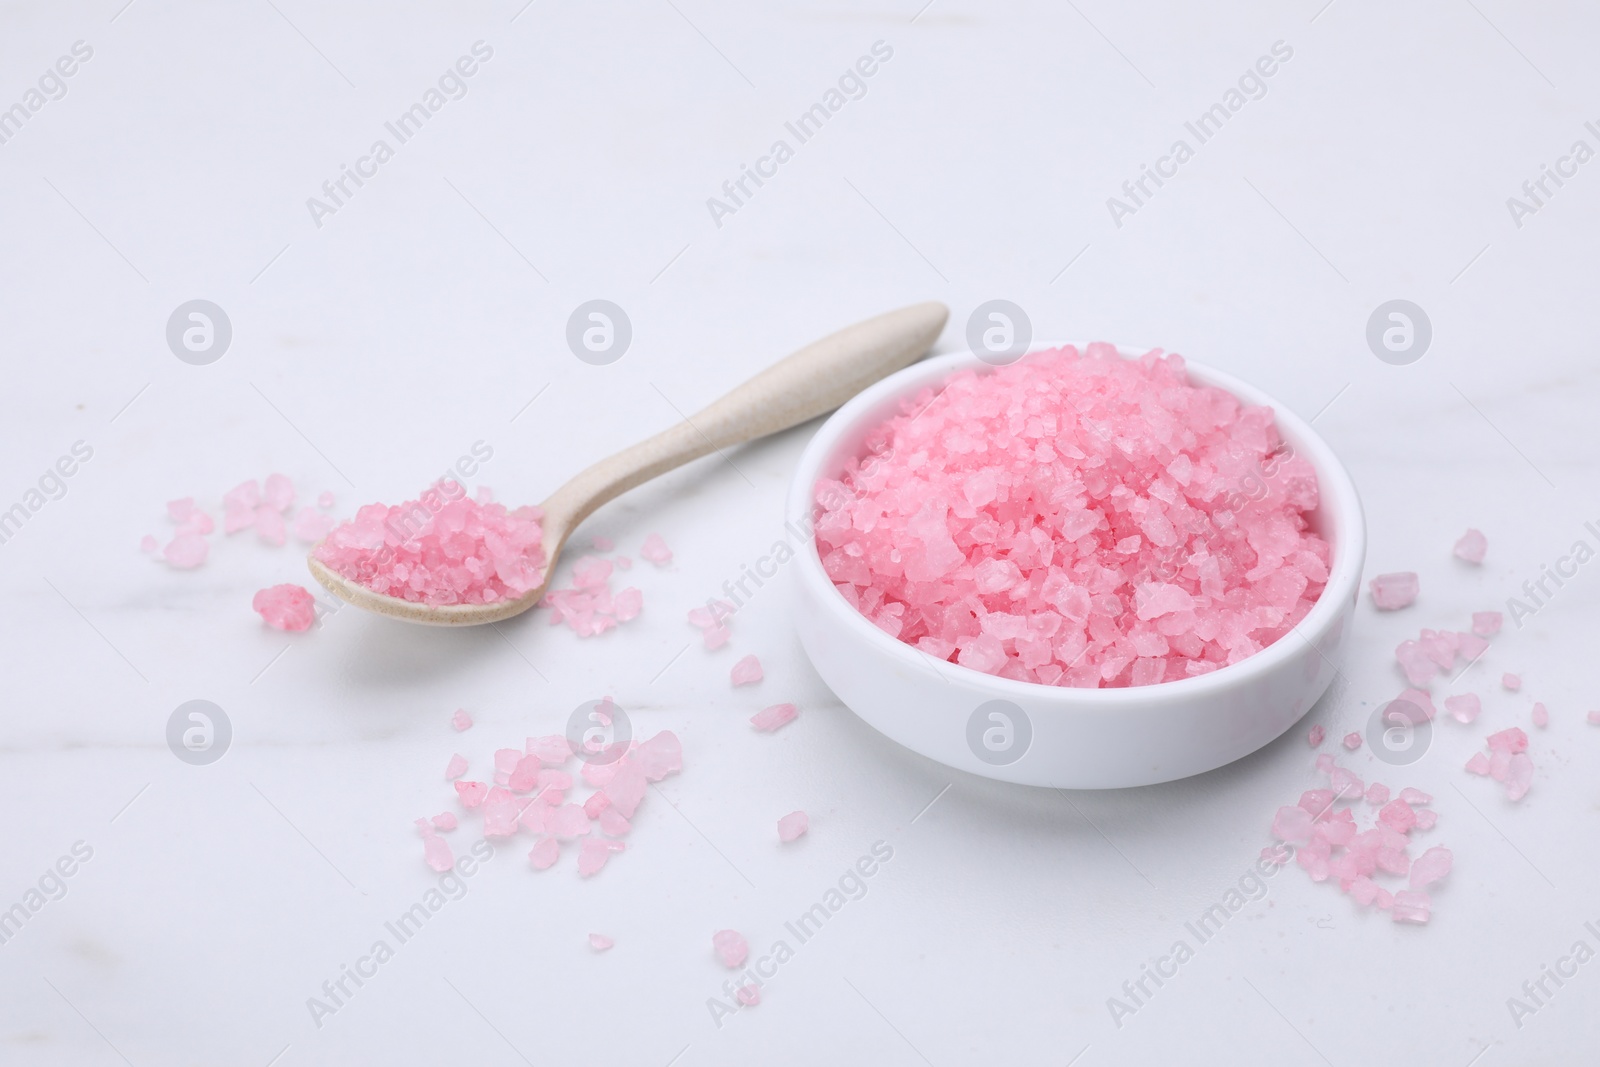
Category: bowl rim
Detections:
[{"x1": 785, "y1": 343, "x2": 1366, "y2": 707}]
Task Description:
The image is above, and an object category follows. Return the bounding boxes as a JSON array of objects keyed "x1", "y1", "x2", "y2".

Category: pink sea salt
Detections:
[
  {"x1": 1370, "y1": 572, "x2": 1419, "y2": 611},
  {"x1": 1307, "y1": 725, "x2": 1325, "y2": 747},
  {"x1": 451, "y1": 708, "x2": 473, "y2": 731},
  {"x1": 1391, "y1": 889, "x2": 1432, "y2": 925},
  {"x1": 1342, "y1": 732, "x2": 1362, "y2": 751},
  {"x1": 1365, "y1": 783, "x2": 1390, "y2": 805},
  {"x1": 777, "y1": 811, "x2": 809, "y2": 842},
  {"x1": 640, "y1": 533, "x2": 672, "y2": 565},
  {"x1": 589, "y1": 933, "x2": 614, "y2": 951},
  {"x1": 313, "y1": 488, "x2": 546, "y2": 606},
  {"x1": 252, "y1": 584, "x2": 316, "y2": 631},
  {"x1": 578, "y1": 838, "x2": 623, "y2": 877},
  {"x1": 140, "y1": 534, "x2": 158, "y2": 553},
  {"x1": 1502, "y1": 673, "x2": 1521, "y2": 692},
  {"x1": 445, "y1": 753, "x2": 468, "y2": 780},
  {"x1": 454, "y1": 781, "x2": 488, "y2": 808},
  {"x1": 1472, "y1": 611, "x2": 1502, "y2": 637},
  {"x1": 751, "y1": 703, "x2": 798, "y2": 732},
  {"x1": 431, "y1": 812, "x2": 457, "y2": 831},
  {"x1": 813, "y1": 345, "x2": 1330, "y2": 687},
  {"x1": 712, "y1": 930, "x2": 749, "y2": 968},
  {"x1": 1453, "y1": 529, "x2": 1487, "y2": 564},
  {"x1": 528, "y1": 837, "x2": 559, "y2": 870},
  {"x1": 164, "y1": 533, "x2": 209, "y2": 569},
  {"x1": 736, "y1": 984, "x2": 761, "y2": 1006},
  {"x1": 1532, "y1": 702, "x2": 1549, "y2": 728},
  {"x1": 1443, "y1": 694, "x2": 1481, "y2": 725},
  {"x1": 264, "y1": 473, "x2": 295, "y2": 512},
  {"x1": 730, "y1": 655, "x2": 763, "y2": 687}
]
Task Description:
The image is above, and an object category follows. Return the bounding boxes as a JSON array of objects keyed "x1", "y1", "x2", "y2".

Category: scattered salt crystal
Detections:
[
  {"x1": 1486, "y1": 727, "x2": 1528, "y2": 754},
  {"x1": 451, "y1": 708, "x2": 473, "y2": 732},
  {"x1": 255, "y1": 506, "x2": 287, "y2": 547},
  {"x1": 1532, "y1": 702, "x2": 1549, "y2": 728},
  {"x1": 164, "y1": 533, "x2": 209, "y2": 569},
  {"x1": 167, "y1": 497, "x2": 196, "y2": 523},
  {"x1": 613, "y1": 587, "x2": 643, "y2": 622},
  {"x1": 1365, "y1": 783, "x2": 1390, "y2": 805},
  {"x1": 445, "y1": 754, "x2": 468, "y2": 780},
  {"x1": 1472, "y1": 611, "x2": 1502, "y2": 637},
  {"x1": 252, "y1": 584, "x2": 316, "y2": 631},
  {"x1": 712, "y1": 930, "x2": 749, "y2": 968},
  {"x1": 224, "y1": 479, "x2": 261, "y2": 511},
  {"x1": 551, "y1": 804, "x2": 592, "y2": 840},
  {"x1": 1453, "y1": 529, "x2": 1487, "y2": 564},
  {"x1": 1370, "y1": 572, "x2": 1419, "y2": 611},
  {"x1": 1378, "y1": 799, "x2": 1417, "y2": 833},
  {"x1": 1465, "y1": 752, "x2": 1490, "y2": 776},
  {"x1": 140, "y1": 534, "x2": 158, "y2": 553},
  {"x1": 1307, "y1": 725, "x2": 1325, "y2": 747},
  {"x1": 1398, "y1": 788, "x2": 1432, "y2": 806},
  {"x1": 292, "y1": 507, "x2": 334, "y2": 544},
  {"x1": 482, "y1": 789, "x2": 521, "y2": 837},
  {"x1": 264, "y1": 473, "x2": 295, "y2": 512},
  {"x1": 736, "y1": 985, "x2": 761, "y2": 1006},
  {"x1": 639, "y1": 533, "x2": 672, "y2": 565},
  {"x1": 589, "y1": 933, "x2": 614, "y2": 951},
  {"x1": 1315, "y1": 753, "x2": 1336, "y2": 773},
  {"x1": 1342, "y1": 732, "x2": 1362, "y2": 751},
  {"x1": 704, "y1": 624, "x2": 732, "y2": 650},
  {"x1": 578, "y1": 837, "x2": 620, "y2": 877},
  {"x1": 730, "y1": 655, "x2": 763, "y2": 687},
  {"x1": 592, "y1": 537, "x2": 614, "y2": 551},
  {"x1": 431, "y1": 812, "x2": 457, "y2": 831},
  {"x1": 1391, "y1": 889, "x2": 1432, "y2": 924},
  {"x1": 777, "y1": 811, "x2": 809, "y2": 842},
  {"x1": 1506, "y1": 753, "x2": 1534, "y2": 802},
  {"x1": 597, "y1": 808, "x2": 631, "y2": 836},
  {"x1": 423, "y1": 834, "x2": 453, "y2": 872},
  {"x1": 509, "y1": 755, "x2": 541, "y2": 793},
  {"x1": 635, "y1": 731, "x2": 683, "y2": 781},
  {"x1": 1443, "y1": 694, "x2": 1481, "y2": 725},
  {"x1": 1413, "y1": 809, "x2": 1438, "y2": 831},
  {"x1": 528, "y1": 837, "x2": 559, "y2": 870},
  {"x1": 751, "y1": 703, "x2": 798, "y2": 732},
  {"x1": 1271, "y1": 805, "x2": 1314, "y2": 846},
  {"x1": 1502, "y1": 673, "x2": 1521, "y2": 691},
  {"x1": 527, "y1": 735, "x2": 571, "y2": 763},
  {"x1": 454, "y1": 781, "x2": 488, "y2": 808}
]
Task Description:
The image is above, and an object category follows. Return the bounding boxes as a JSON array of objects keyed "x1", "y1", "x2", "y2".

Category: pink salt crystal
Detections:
[
  {"x1": 639, "y1": 533, "x2": 672, "y2": 565},
  {"x1": 528, "y1": 837, "x2": 559, "y2": 870},
  {"x1": 1453, "y1": 529, "x2": 1487, "y2": 564},
  {"x1": 730, "y1": 654, "x2": 764, "y2": 687},
  {"x1": 777, "y1": 811, "x2": 809, "y2": 842},
  {"x1": 603, "y1": 761, "x2": 648, "y2": 819},
  {"x1": 751, "y1": 703, "x2": 798, "y2": 732},
  {"x1": 482, "y1": 789, "x2": 521, "y2": 836},
  {"x1": 223, "y1": 504, "x2": 255, "y2": 534},
  {"x1": 292, "y1": 507, "x2": 334, "y2": 544},
  {"x1": 1397, "y1": 688, "x2": 1438, "y2": 721},
  {"x1": 1487, "y1": 727, "x2": 1528, "y2": 754},
  {"x1": 253, "y1": 585, "x2": 317, "y2": 633},
  {"x1": 224, "y1": 479, "x2": 261, "y2": 511},
  {"x1": 423, "y1": 833, "x2": 454, "y2": 873},
  {"x1": 454, "y1": 781, "x2": 488, "y2": 808},
  {"x1": 1395, "y1": 640, "x2": 1438, "y2": 687},
  {"x1": 1299, "y1": 789, "x2": 1334, "y2": 816},
  {"x1": 451, "y1": 709, "x2": 473, "y2": 732},
  {"x1": 1374, "y1": 887, "x2": 1394, "y2": 910},
  {"x1": 1398, "y1": 787, "x2": 1432, "y2": 806},
  {"x1": 1370, "y1": 572, "x2": 1419, "y2": 611},
  {"x1": 263, "y1": 473, "x2": 295, "y2": 512},
  {"x1": 577, "y1": 837, "x2": 620, "y2": 877},
  {"x1": 1472, "y1": 611, "x2": 1503, "y2": 637},
  {"x1": 509, "y1": 755, "x2": 541, "y2": 793},
  {"x1": 613, "y1": 587, "x2": 643, "y2": 622},
  {"x1": 592, "y1": 537, "x2": 614, "y2": 551},
  {"x1": 1378, "y1": 800, "x2": 1417, "y2": 833},
  {"x1": 1330, "y1": 767, "x2": 1364, "y2": 801},
  {"x1": 704, "y1": 624, "x2": 732, "y2": 650},
  {"x1": 589, "y1": 933, "x2": 614, "y2": 952},
  {"x1": 140, "y1": 534, "x2": 158, "y2": 553},
  {"x1": 712, "y1": 930, "x2": 749, "y2": 969},
  {"x1": 1307, "y1": 725, "x2": 1325, "y2": 747},
  {"x1": 520, "y1": 804, "x2": 548, "y2": 834},
  {"x1": 1502, "y1": 673, "x2": 1521, "y2": 691},
  {"x1": 167, "y1": 497, "x2": 197, "y2": 522},
  {"x1": 1391, "y1": 889, "x2": 1431, "y2": 925},
  {"x1": 1342, "y1": 732, "x2": 1362, "y2": 751},
  {"x1": 163, "y1": 533, "x2": 209, "y2": 569},
  {"x1": 1532, "y1": 702, "x2": 1549, "y2": 728},
  {"x1": 315, "y1": 490, "x2": 546, "y2": 606},
  {"x1": 1366, "y1": 783, "x2": 1391, "y2": 806},
  {"x1": 1444, "y1": 694, "x2": 1481, "y2": 725},
  {"x1": 1413, "y1": 809, "x2": 1438, "y2": 831},
  {"x1": 597, "y1": 808, "x2": 631, "y2": 836},
  {"x1": 317, "y1": 490, "x2": 334, "y2": 509},
  {"x1": 445, "y1": 753, "x2": 468, "y2": 780},
  {"x1": 432, "y1": 812, "x2": 457, "y2": 831},
  {"x1": 492, "y1": 748, "x2": 521, "y2": 781},
  {"x1": 1271, "y1": 805, "x2": 1314, "y2": 846},
  {"x1": 1349, "y1": 877, "x2": 1381, "y2": 907},
  {"x1": 1465, "y1": 752, "x2": 1491, "y2": 775},
  {"x1": 527, "y1": 735, "x2": 571, "y2": 764},
  {"x1": 254, "y1": 506, "x2": 287, "y2": 546},
  {"x1": 583, "y1": 791, "x2": 610, "y2": 819},
  {"x1": 1456, "y1": 632, "x2": 1489, "y2": 660},
  {"x1": 634, "y1": 731, "x2": 683, "y2": 782},
  {"x1": 1505, "y1": 753, "x2": 1534, "y2": 801},
  {"x1": 1410, "y1": 847, "x2": 1454, "y2": 891},
  {"x1": 736, "y1": 985, "x2": 761, "y2": 1007},
  {"x1": 1315, "y1": 753, "x2": 1336, "y2": 773},
  {"x1": 551, "y1": 804, "x2": 591, "y2": 840}
]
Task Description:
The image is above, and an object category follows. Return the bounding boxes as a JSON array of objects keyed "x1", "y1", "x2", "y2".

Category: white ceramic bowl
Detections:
[{"x1": 787, "y1": 347, "x2": 1365, "y2": 789}]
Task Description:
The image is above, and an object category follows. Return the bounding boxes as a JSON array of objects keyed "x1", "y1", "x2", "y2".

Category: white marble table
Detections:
[{"x1": 3, "y1": 1, "x2": 1598, "y2": 1063}]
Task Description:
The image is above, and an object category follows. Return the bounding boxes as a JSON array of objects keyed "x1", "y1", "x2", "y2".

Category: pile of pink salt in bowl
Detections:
[
  {"x1": 813, "y1": 344, "x2": 1330, "y2": 688},
  {"x1": 313, "y1": 485, "x2": 546, "y2": 605}
]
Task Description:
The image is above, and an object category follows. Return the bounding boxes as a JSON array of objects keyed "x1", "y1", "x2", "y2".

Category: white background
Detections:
[{"x1": 2, "y1": 1, "x2": 1598, "y2": 1064}]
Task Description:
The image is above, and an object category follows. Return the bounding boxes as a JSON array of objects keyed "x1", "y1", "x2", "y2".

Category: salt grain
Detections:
[
  {"x1": 730, "y1": 655, "x2": 763, "y2": 687},
  {"x1": 777, "y1": 811, "x2": 809, "y2": 842}
]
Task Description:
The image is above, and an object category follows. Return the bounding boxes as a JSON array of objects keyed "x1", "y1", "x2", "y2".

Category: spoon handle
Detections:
[{"x1": 541, "y1": 300, "x2": 948, "y2": 538}]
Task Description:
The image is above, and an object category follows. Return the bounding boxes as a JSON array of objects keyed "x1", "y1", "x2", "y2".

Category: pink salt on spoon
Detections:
[{"x1": 305, "y1": 303, "x2": 948, "y2": 626}]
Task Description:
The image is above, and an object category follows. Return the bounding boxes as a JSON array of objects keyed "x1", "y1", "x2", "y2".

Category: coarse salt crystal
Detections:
[
  {"x1": 452, "y1": 708, "x2": 473, "y2": 731},
  {"x1": 1307, "y1": 725, "x2": 1325, "y2": 747},
  {"x1": 712, "y1": 930, "x2": 749, "y2": 968},
  {"x1": 1532, "y1": 702, "x2": 1549, "y2": 728},
  {"x1": 640, "y1": 533, "x2": 672, "y2": 565},
  {"x1": 589, "y1": 933, "x2": 614, "y2": 951},
  {"x1": 445, "y1": 753, "x2": 468, "y2": 780},
  {"x1": 1453, "y1": 529, "x2": 1486, "y2": 564},
  {"x1": 1342, "y1": 732, "x2": 1361, "y2": 751},
  {"x1": 777, "y1": 811, "x2": 809, "y2": 842},
  {"x1": 1502, "y1": 673, "x2": 1521, "y2": 691},
  {"x1": 1472, "y1": 611, "x2": 1502, "y2": 637},
  {"x1": 164, "y1": 533, "x2": 209, "y2": 569},
  {"x1": 264, "y1": 473, "x2": 295, "y2": 512},
  {"x1": 751, "y1": 703, "x2": 798, "y2": 732},
  {"x1": 1443, "y1": 694, "x2": 1481, "y2": 725},
  {"x1": 528, "y1": 837, "x2": 559, "y2": 870},
  {"x1": 1370, "y1": 572, "x2": 1419, "y2": 611},
  {"x1": 578, "y1": 837, "x2": 621, "y2": 877},
  {"x1": 730, "y1": 655, "x2": 763, "y2": 687},
  {"x1": 140, "y1": 534, "x2": 158, "y2": 553},
  {"x1": 252, "y1": 584, "x2": 316, "y2": 631},
  {"x1": 454, "y1": 781, "x2": 488, "y2": 808},
  {"x1": 431, "y1": 812, "x2": 457, "y2": 831}
]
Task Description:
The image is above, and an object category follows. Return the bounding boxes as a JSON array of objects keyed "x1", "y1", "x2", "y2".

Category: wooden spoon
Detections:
[{"x1": 307, "y1": 301, "x2": 949, "y2": 626}]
